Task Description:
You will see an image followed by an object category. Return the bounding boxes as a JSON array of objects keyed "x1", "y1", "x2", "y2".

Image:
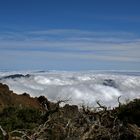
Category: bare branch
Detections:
[
  {"x1": 117, "y1": 96, "x2": 121, "y2": 107},
  {"x1": 0, "y1": 125, "x2": 7, "y2": 136},
  {"x1": 96, "y1": 100, "x2": 107, "y2": 111},
  {"x1": 10, "y1": 130, "x2": 32, "y2": 140}
]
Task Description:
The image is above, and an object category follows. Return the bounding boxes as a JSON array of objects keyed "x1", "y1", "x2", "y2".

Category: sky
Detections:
[{"x1": 0, "y1": 0, "x2": 140, "y2": 71}]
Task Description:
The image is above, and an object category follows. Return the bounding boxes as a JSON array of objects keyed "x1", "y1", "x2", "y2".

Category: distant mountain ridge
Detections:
[{"x1": 0, "y1": 74, "x2": 31, "y2": 80}]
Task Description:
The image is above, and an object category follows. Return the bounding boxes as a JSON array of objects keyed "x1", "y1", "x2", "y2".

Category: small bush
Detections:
[{"x1": 0, "y1": 106, "x2": 42, "y2": 131}]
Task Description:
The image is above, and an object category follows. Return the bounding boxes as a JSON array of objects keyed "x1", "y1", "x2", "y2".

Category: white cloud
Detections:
[{"x1": 1, "y1": 71, "x2": 140, "y2": 107}]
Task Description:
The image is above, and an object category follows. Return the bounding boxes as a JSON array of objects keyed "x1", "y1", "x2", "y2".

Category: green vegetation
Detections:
[
  {"x1": 117, "y1": 99, "x2": 140, "y2": 126},
  {"x1": 0, "y1": 106, "x2": 42, "y2": 131},
  {"x1": 0, "y1": 99, "x2": 140, "y2": 140}
]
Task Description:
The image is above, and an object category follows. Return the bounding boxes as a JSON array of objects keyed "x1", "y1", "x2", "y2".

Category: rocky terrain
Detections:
[
  {"x1": 0, "y1": 82, "x2": 140, "y2": 140},
  {"x1": 0, "y1": 83, "x2": 42, "y2": 111}
]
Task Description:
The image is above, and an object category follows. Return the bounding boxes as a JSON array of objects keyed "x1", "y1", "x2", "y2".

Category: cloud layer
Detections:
[
  {"x1": 0, "y1": 71, "x2": 140, "y2": 107},
  {"x1": 0, "y1": 29, "x2": 140, "y2": 70}
]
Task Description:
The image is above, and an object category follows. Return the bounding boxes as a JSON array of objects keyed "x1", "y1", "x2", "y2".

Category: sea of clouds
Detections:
[{"x1": 0, "y1": 71, "x2": 140, "y2": 107}]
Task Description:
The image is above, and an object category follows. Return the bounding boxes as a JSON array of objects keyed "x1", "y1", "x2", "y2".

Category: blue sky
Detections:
[{"x1": 0, "y1": 0, "x2": 140, "y2": 71}]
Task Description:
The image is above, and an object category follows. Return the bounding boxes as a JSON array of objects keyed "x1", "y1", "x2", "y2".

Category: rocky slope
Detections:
[{"x1": 0, "y1": 83, "x2": 42, "y2": 110}]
